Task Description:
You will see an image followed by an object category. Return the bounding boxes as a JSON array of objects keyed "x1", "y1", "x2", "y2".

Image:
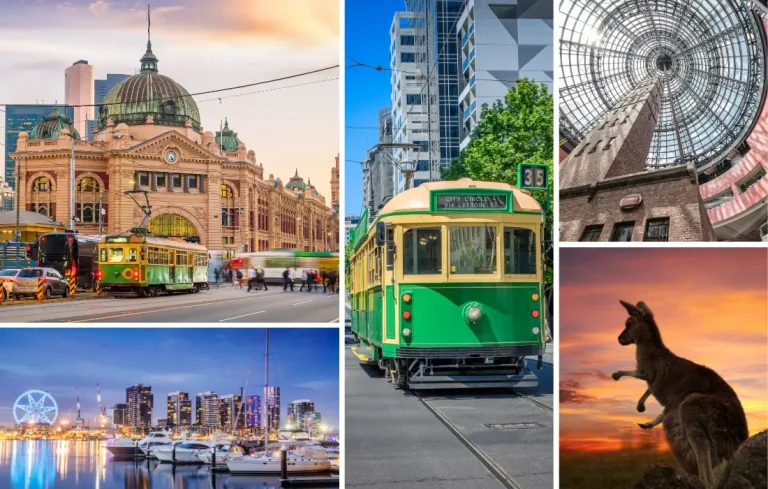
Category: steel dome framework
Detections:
[{"x1": 559, "y1": 0, "x2": 767, "y2": 171}]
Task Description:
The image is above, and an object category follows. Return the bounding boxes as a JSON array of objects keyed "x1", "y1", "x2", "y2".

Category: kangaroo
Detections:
[{"x1": 611, "y1": 300, "x2": 748, "y2": 487}]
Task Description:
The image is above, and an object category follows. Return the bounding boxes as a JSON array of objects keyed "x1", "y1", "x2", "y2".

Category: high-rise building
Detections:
[
  {"x1": 308, "y1": 412, "x2": 323, "y2": 435},
  {"x1": 363, "y1": 108, "x2": 395, "y2": 220},
  {"x1": 390, "y1": 11, "x2": 432, "y2": 192},
  {"x1": 196, "y1": 391, "x2": 220, "y2": 427},
  {"x1": 167, "y1": 391, "x2": 191, "y2": 426},
  {"x1": 110, "y1": 403, "x2": 127, "y2": 426},
  {"x1": 264, "y1": 386, "x2": 280, "y2": 434},
  {"x1": 219, "y1": 394, "x2": 244, "y2": 430},
  {"x1": 89, "y1": 74, "x2": 130, "y2": 140},
  {"x1": 1, "y1": 181, "x2": 13, "y2": 211},
  {"x1": 4, "y1": 105, "x2": 75, "y2": 191},
  {"x1": 457, "y1": 0, "x2": 553, "y2": 150},
  {"x1": 287, "y1": 399, "x2": 315, "y2": 432},
  {"x1": 125, "y1": 385, "x2": 153, "y2": 428},
  {"x1": 245, "y1": 395, "x2": 261, "y2": 429},
  {"x1": 64, "y1": 60, "x2": 94, "y2": 137},
  {"x1": 345, "y1": 215, "x2": 361, "y2": 244}
]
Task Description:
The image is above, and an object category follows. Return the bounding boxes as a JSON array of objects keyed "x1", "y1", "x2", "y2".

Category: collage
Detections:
[{"x1": 0, "y1": 0, "x2": 766, "y2": 488}]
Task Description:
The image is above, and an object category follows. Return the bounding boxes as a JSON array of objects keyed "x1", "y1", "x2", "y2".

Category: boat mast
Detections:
[{"x1": 263, "y1": 329, "x2": 269, "y2": 452}]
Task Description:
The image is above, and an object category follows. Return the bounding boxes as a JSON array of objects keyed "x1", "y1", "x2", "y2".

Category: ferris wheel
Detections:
[{"x1": 13, "y1": 389, "x2": 59, "y2": 425}]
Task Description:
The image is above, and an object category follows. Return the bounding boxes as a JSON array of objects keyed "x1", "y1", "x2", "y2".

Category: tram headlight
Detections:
[
  {"x1": 465, "y1": 304, "x2": 483, "y2": 323},
  {"x1": 402, "y1": 328, "x2": 411, "y2": 337},
  {"x1": 532, "y1": 327, "x2": 540, "y2": 335}
]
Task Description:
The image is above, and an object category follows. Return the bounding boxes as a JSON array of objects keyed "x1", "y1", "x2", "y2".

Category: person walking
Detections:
[
  {"x1": 257, "y1": 266, "x2": 268, "y2": 291},
  {"x1": 306, "y1": 269, "x2": 315, "y2": 292},
  {"x1": 213, "y1": 268, "x2": 220, "y2": 288},
  {"x1": 289, "y1": 268, "x2": 296, "y2": 291},
  {"x1": 283, "y1": 267, "x2": 291, "y2": 292},
  {"x1": 299, "y1": 269, "x2": 308, "y2": 292},
  {"x1": 234, "y1": 268, "x2": 243, "y2": 289},
  {"x1": 320, "y1": 270, "x2": 327, "y2": 293},
  {"x1": 247, "y1": 267, "x2": 257, "y2": 292}
]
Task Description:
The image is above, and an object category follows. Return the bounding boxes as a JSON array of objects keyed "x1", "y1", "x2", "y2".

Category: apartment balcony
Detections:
[
  {"x1": 462, "y1": 48, "x2": 475, "y2": 73},
  {"x1": 461, "y1": 23, "x2": 475, "y2": 49}
]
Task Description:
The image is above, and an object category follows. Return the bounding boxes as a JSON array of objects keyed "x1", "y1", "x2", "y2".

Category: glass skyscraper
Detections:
[
  {"x1": 4, "y1": 105, "x2": 75, "y2": 192},
  {"x1": 264, "y1": 386, "x2": 280, "y2": 434},
  {"x1": 246, "y1": 394, "x2": 262, "y2": 429}
]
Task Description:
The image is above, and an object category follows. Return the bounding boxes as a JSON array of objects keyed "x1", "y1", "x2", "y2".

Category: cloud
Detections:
[
  {"x1": 560, "y1": 379, "x2": 596, "y2": 404},
  {"x1": 88, "y1": 0, "x2": 109, "y2": 15},
  {"x1": 564, "y1": 370, "x2": 611, "y2": 381},
  {"x1": 295, "y1": 380, "x2": 337, "y2": 391}
]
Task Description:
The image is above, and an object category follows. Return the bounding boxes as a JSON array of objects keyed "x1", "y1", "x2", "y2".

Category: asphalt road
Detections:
[
  {"x1": 345, "y1": 331, "x2": 553, "y2": 489},
  {"x1": 0, "y1": 287, "x2": 340, "y2": 323}
]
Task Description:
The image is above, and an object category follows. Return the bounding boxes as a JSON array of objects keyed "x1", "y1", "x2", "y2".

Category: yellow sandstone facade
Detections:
[{"x1": 11, "y1": 40, "x2": 339, "y2": 256}]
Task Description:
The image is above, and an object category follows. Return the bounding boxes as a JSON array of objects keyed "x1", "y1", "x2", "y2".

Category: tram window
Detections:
[
  {"x1": 108, "y1": 248, "x2": 124, "y2": 263},
  {"x1": 99, "y1": 247, "x2": 107, "y2": 263},
  {"x1": 449, "y1": 226, "x2": 496, "y2": 274},
  {"x1": 403, "y1": 228, "x2": 442, "y2": 275},
  {"x1": 503, "y1": 228, "x2": 536, "y2": 275},
  {"x1": 127, "y1": 248, "x2": 138, "y2": 262},
  {"x1": 385, "y1": 228, "x2": 394, "y2": 270}
]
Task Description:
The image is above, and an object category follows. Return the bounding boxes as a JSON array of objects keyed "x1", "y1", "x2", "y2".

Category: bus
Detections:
[
  {"x1": 235, "y1": 251, "x2": 339, "y2": 284},
  {"x1": 97, "y1": 232, "x2": 209, "y2": 297},
  {"x1": 36, "y1": 232, "x2": 102, "y2": 290},
  {"x1": 348, "y1": 179, "x2": 547, "y2": 389}
]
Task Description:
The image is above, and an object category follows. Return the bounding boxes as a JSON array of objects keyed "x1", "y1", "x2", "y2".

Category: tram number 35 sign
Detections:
[{"x1": 517, "y1": 163, "x2": 549, "y2": 190}]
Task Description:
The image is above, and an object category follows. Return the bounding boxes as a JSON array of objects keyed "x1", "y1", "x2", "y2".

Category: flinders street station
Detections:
[{"x1": 10, "y1": 39, "x2": 339, "y2": 256}]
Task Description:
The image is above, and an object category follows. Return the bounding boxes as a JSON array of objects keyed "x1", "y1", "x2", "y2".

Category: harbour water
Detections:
[{"x1": 0, "y1": 440, "x2": 337, "y2": 489}]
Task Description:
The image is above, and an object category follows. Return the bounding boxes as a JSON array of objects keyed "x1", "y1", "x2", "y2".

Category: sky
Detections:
[
  {"x1": 559, "y1": 248, "x2": 768, "y2": 452},
  {"x1": 344, "y1": 0, "x2": 402, "y2": 217},
  {"x1": 0, "y1": 328, "x2": 339, "y2": 430},
  {"x1": 0, "y1": 0, "x2": 338, "y2": 199}
]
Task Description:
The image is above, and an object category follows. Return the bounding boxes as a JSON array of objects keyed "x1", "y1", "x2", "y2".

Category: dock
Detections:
[{"x1": 280, "y1": 476, "x2": 339, "y2": 487}]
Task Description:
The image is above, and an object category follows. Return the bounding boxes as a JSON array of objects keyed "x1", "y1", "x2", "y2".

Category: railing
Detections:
[
  {"x1": 463, "y1": 48, "x2": 476, "y2": 72},
  {"x1": 470, "y1": 74, "x2": 476, "y2": 88},
  {"x1": 462, "y1": 23, "x2": 475, "y2": 47}
]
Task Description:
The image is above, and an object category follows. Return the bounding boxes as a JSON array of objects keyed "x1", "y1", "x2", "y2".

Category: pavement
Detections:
[
  {"x1": 345, "y1": 330, "x2": 553, "y2": 489},
  {"x1": 0, "y1": 286, "x2": 340, "y2": 323}
]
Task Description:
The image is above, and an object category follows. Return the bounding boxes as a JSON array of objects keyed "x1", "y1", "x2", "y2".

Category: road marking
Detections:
[
  {"x1": 219, "y1": 310, "x2": 266, "y2": 322},
  {"x1": 292, "y1": 299, "x2": 313, "y2": 306},
  {"x1": 329, "y1": 318, "x2": 339, "y2": 323},
  {"x1": 67, "y1": 294, "x2": 278, "y2": 323}
]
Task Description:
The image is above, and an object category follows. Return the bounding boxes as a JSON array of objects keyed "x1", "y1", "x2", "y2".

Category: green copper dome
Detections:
[
  {"x1": 30, "y1": 108, "x2": 80, "y2": 140},
  {"x1": 286, "y1": 169, "x2": 307, "y2": 191},
  {"x1": 215, "y1": 118, "x2": 243, "y2": 151},
  {"x1": 97, "y1": 41, "x2": 201, "y2": 131}
]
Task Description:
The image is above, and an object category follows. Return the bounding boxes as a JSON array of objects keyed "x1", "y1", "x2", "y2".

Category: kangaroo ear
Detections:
[
  {"x1": 636, "y1": 302, "x2": 653, "y2": 318},
  {"x1": 619, "y1": 299, "x2": 642, "y2": 317}
]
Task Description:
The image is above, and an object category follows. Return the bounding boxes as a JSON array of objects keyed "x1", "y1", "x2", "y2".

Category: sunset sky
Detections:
[
  {"x1": 560, "y1": 248, "x2": 768, "y2": 452},
  {"x1": 0, "y1": 0, "x2": 338, "y2": 198}
]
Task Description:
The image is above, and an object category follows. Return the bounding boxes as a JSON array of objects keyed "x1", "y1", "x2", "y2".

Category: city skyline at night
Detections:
[{"x1": 0, "y1": 328, "x2": 339, "y2": 429}]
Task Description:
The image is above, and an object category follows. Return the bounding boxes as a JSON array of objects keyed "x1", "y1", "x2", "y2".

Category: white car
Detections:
[{"x1": 0, "y1": 269, "x2": 22, "y2": 302}]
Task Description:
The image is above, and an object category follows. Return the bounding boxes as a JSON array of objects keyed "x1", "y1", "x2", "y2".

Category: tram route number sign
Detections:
[
  {"x1": 517, "y1": 163, "x2": 549, "y2": 190},
  {"x1": 436, "y1": 195, "x2": 508, "y2": 210}
]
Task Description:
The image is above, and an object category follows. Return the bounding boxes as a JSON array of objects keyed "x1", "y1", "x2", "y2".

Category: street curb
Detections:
[{"x1": 0, "y1": 293, "x2": 98, "y2": 307}]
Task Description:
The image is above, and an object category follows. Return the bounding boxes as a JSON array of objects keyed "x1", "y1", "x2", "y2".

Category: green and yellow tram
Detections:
[
  {"x1": 97, "y1": 233, "x2": 209, "y2": 297},
  {"x1": 348, "y1": 178, "x2": 546, "y2": 389}
]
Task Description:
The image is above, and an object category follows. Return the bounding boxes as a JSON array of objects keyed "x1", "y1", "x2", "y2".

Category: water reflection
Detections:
[{"x1": 0, "y1": 441, "x2": 334, "y2": 489}]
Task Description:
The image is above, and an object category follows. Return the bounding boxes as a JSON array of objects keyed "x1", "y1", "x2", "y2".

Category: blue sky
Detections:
[
  {"x1": 0, "y1": 328, "x2": 339, "y2": 429},
  {"x1": 345, "y1": 1, "x2": 402, "y2": 216}
]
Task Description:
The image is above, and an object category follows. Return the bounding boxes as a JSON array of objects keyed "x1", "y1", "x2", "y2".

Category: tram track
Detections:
[
  {"x1": 415, "y1": 392, "x2": 525, "y2": 489},
  {"x1": 510, "y1": 389, "x2": 554, "y2": 413}
]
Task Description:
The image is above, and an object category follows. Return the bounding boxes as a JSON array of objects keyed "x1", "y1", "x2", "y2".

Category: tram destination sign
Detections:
[{"x1": 436, "y1": 194, "x2": 508, "y2": 210}]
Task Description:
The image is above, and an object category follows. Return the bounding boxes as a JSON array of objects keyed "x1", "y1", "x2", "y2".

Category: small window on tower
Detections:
[
  {"x1": 588, "y1": 140, "x2": 602, "y2": 153},
  {"x1": 575, "y1": 143, "x2": 590, "y2": 157}
]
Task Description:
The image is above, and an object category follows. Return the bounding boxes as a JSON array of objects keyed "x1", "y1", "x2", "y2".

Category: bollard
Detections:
[
  {"x1": 280, "y1": 446, "x2": 287, "y2": 478},
  {"x1": 68, "y1": 275, "x2": 76, "y2": 297},
  {"x1": 36, "y1": 277, "x2": 45, "y2": 301},
  {"x1": 95, "y1": 280, "x2": 102, "y2": 298}
]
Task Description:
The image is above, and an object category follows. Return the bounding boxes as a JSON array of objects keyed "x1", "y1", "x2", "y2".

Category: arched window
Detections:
[
  {"x1": 220, "y1": 184, "x2": 237, "y2": 253},
  {"x1": 30, "y1": 176, "x2": 54, "y2": 217},
  {"x1": 163, "y1": 100, "x2": 176, "y2": 115},
  {"x1": 149, "y1": 214, "x2": 198, "y2": 237},
  {"x1": 76, "y1": 176, "x2": 101, "y2": 224}
]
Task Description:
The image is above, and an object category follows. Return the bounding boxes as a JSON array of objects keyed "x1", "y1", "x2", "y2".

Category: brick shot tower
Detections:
[{"x1": 559, "y1": 78, "x2": 716, "y2": 242}]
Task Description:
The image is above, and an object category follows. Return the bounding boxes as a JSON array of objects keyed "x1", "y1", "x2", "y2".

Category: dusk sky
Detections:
[
  {"x1": 0, "y1": 0, "x2": 338, "y2": 198},
  {"x1": 560, "y1": 248, "x2": 768, "y2": 452},
  {"x1": 345, "y1": 0, "x2": 400, "y2": 216},
  {"x1": 0, "y1": 328, "x2": 339, "y2": 429}
]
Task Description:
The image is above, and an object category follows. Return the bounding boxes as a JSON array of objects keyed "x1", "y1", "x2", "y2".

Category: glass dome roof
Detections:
[{"x1": 559, "y1": 0, "x2": 766, "y2": 171}]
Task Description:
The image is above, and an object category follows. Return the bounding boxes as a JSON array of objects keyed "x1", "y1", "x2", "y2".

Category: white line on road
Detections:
[
  {"x1": 292, "y1": 300, "x2": 314, "y2": 306},
  {"x1": 218, "y1": 311, "x2": 266, "y2": 322},
  {"x1": 329, "y1": 318, "x2": 339, "y2": 323}
]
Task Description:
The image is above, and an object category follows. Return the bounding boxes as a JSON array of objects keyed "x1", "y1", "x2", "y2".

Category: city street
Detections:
[
  {"x1": 345, "y1": 328, "x2": 554, "y2": 489},
  {"x1": 0, "y1": 287, "x2": 340, "y2": 323}
]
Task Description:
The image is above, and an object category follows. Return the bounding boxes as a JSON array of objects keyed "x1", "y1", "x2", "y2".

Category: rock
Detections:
[
  {"x1": 717, "y1": 431, "x2": 767, "y2": 489},
  {"x1": 634, "y1": 466, "x2": 704, "y2": 489}
]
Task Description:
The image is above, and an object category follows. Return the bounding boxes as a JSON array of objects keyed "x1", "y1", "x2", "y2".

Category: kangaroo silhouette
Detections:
[{"x1": 611, "y1": 300, "x2": 748, "y2": 487}]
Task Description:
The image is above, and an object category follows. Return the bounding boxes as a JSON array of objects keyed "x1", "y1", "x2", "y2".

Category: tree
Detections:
[{"x1": 441, "y1": 78, "x2": 554, "y2": 284}]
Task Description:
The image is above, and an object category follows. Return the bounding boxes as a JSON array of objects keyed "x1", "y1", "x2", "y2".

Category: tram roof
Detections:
[
  {"x1": 379, "y1": 179, "x2": 542, "y2": 215},
  {"x1": 102, "y1": 233, "x2": 207, "y2": 251}
]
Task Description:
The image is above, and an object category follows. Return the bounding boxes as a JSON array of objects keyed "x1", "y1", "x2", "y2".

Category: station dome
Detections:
[
  {"x1": 215, "y1": 118, "x2": 243, "y2": 151},
  {"x1": 286, "y1": 169, "x2": 307, "y2": 191},
  {"x1": 30, "y1": 108, "x2": 80, "y2": 140},
  {"x1": 98, "y1": 41, "x2": 201, "y2": 131}
]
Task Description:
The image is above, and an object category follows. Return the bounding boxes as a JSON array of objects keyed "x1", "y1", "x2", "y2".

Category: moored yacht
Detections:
[
  {"x1": 198, "y1": 443, "x2": 247, "y2": 468},
  {"x1": 225, "y1": 446, "x2": 331, "y2": 474},
  {"x1": 155, "y1": 441, "x2": 214, "y2": 464},
  {"x1": 106, "y1": 431, "x2": 172, "y2": 457}
]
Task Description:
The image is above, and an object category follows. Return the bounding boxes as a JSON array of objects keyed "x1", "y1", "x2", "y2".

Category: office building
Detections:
[
  {"x1": 64, "y1": 60, "x2": 94, "y2": 137},
  {"x1": 457, "y1": 0, "x2": 553, "y2": 150},
  {"x1": 4, "y1": 105, "x2": 75, "y2": 191},
  {"x1": 1, "y1": 181, "x2": 13, "y2": 211},
  {"x1": 167, "y1": 391, "x2": 191, "y2": 426},
  {"x1": 308, "y1": 412, "x2": 323, "y2": 435},
  {"x1": 245, "y1": 395, "x2": 261, "y2": 429},
  {"x1": 286, "y1": 399, "x2": 315, "y2": 431},
  {"x1": 363, "y1": 108, "x2": 395, "y2": 220},
  {"x1": 196, "y1": 391, "x2": 220, "y2": 427},
  {"x1": 219, "y1": 394, "x2": 244, "y2": 430},
  {"x1": 345, "y1": 215, "x2": 361, "y2": 244},
  {"x1": 110, "y1": 403, "x2": 127, "y2": 426},
  {"x1": 125, "y1": 384, "x2": 153, "y2": 428},
  {"x1": 264, "y1": 386, "x2": 280, "y2": 434}
]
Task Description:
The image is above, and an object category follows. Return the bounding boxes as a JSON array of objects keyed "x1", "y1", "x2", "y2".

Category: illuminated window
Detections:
[
  {"x1": 148, "y1": 214, "x2": 198, "y2": 237},
  {"x1": 76, "y1": 176, "x2": 101, "y2": 223},
  {"x1": 30, "y1": 176, "x2": 54, "y2": 217}
]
